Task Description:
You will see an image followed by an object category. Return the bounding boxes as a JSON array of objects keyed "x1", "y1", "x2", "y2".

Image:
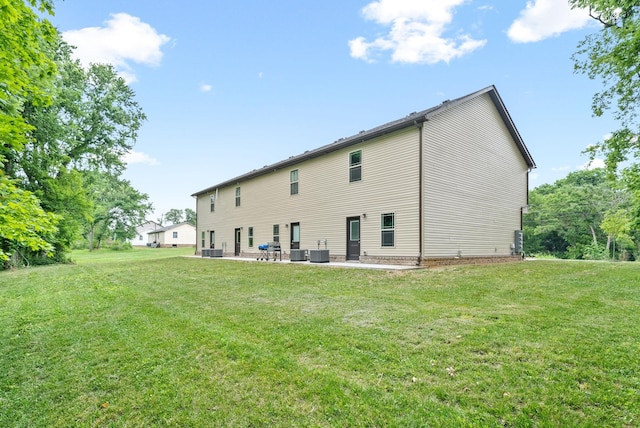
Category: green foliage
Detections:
[
  {"x1": 571, "y1": 1, "x2": 640, "y2": 190},
  {"x1": 0, "y1": 176, "x2": 58, "y2": 263},
  {"x1": 2, "y1": 30, "x2": 150, "y2": 263},
  {"x1": 581, "y1": 242, "x2": 608, "y2": 260},
  {"x1": 84, "y1": 171, "x2": 152, "y2": 251},
  {"x1": 185, "y1": 208, "x2": 196, "y2": 225},
  {"x1": 0, "y1": 0, "x2": 57, "y2": 166},
  {"x1": 601, "y1": 208, "x2": 633, "y2": 259},
  {"x1": 524, "y1": 169, "x2": 631, "y2": 258},
  {"x1": 165, "y1": 208, "x2": 184, "y2": 224},
  {"x1": 108, "y1": 240, "x2": 133, "y2": 251}
]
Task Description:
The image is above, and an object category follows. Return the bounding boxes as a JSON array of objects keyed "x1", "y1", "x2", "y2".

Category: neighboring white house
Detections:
[
  {"x1": 129, "y1": 221, "x2": 162, "y2": 246},
  {"x1": 192, "y1": 86, "x2": 536, "y2": 266},
  {"x1": 147, "y1": 223, "x2": 196, "y2": 247}
]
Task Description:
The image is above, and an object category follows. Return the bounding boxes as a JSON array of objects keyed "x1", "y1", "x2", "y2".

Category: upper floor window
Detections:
[
  {"x1": 381, "y1": 213, "x2": 395, "y2": 247},
  {"x1": 290, "y1": 169, "x2": 299, "y2": 195},
  {"x1": 210, "y1": 194, "x2": 216, "y2": 212},
  {"x1": 349, "y1": 150, "x2": 362, "y2": 182},
  {"x1": 235, "y1": 187, "x2": 241, "y2": 207}
]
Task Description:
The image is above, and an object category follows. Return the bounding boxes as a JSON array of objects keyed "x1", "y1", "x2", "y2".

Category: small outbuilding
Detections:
[
  {"x1": 129, "y1": 221, "x2": 163, "y2": 247},
  {"x1": 147, "y1": 223, "x2": 196, "y2": 248}
]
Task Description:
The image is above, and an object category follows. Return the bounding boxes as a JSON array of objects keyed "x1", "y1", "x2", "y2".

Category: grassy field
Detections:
[{"x1": 1, "y1": 250, "x2": 639, "y2": 427}]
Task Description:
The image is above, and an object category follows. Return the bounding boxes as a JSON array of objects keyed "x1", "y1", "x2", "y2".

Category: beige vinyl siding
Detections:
[
  {"x1": 197, "y1": 127, "x2": 421, "y2": 257},
  {"x1": 423, "y1": 93, "x2": 529, "y2": 257}
]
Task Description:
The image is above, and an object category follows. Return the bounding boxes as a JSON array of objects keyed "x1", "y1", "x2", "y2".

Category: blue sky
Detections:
[{"x1": 48, "y1": 0, "x2": 613, "y2": 222}]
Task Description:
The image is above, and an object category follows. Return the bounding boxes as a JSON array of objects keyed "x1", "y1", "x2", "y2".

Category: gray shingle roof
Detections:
[{"x1": 192, "y1": 85, "x2": 535, "y2": 197}]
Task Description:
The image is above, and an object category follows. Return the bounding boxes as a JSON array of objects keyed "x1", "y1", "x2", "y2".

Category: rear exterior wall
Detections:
[{"x1": 196, "y1": 127, "x2": 421, "y2": 259}]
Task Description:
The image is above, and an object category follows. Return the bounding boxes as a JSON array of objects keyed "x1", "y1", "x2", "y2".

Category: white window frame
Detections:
[
  {"x1": 290, "y1": 169, "x2": 299, "y2": 195},
  {"x1": 381, "y1": 213, "x2": 395, "y2": 247},
  {"x1": 349, "y1": 150, "x2": 362, "y2": 182}
]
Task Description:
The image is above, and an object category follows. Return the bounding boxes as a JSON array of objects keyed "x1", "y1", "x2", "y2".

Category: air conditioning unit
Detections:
[
  {"x1": 290, "y1": 249, "x2": 307, "y2": 261},
  {"x1": 310, "y1": 249, "x2": 330, "y2": 263}
]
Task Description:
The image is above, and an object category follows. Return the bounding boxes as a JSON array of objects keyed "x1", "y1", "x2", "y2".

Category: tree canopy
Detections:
[
  {"x1": 571, "y1": 0, "x2": 640, "y2": 183},
  {"x1": 165, "y1": 209, "x2": 184, "y2": 225},
  {"x1": 1, "y1": 1, "x2": 152, "y2": 267},
  {"x1": 0, "y1": 0, "x2": 59, "y2": 263},
  {"x1": 524, "y1": 169, "x2": 636, "y2": 259}
]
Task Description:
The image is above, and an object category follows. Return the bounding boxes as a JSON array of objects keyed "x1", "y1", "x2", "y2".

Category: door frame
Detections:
[
  {"x1": 346, "y1": 216, "x2": 361, "y2": 261},
  {"x1": 290, "y1": 222, "x2": 300, "y2": 250},
  {"x1": 234, "y1": 228, "x2": 241, "y2": 256}
]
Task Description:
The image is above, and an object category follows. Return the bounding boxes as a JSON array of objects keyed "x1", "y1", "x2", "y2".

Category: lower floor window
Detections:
[
  {"x1": 248, "y1": 227, "x2": 254, "y2": 247},
  {"x1": 381, "y1": 213, "x2": 395, "y2": 247}
]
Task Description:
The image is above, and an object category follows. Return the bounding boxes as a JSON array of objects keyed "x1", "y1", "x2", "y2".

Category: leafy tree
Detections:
[
  {"x1": 601, "y1": 208, "x2": 633, "y2": 260},
  {"x1": 185, "y1": 208, "x2": 196, "y2": 226},
  {"x1": 165, "y1": 209, "x2": 184, "y2": 224},
  {"x1": 83, "y1": 172, "x2": 152, "y2": 250},
  {"x1": 1, "y1": 3, "x2": 150, "y2": 265},
  {"x1": 524, "y1": 169, "x2": 630, "y2": 258},
  {"x1": 0, "y1": 0, "x2": 57, "y2": 169},
  {"x1": 0, "y1": 177, "x2": 58, "y2": 264},
  {"x1": 16, "y1": 40, "x2": 146, "y2": 180},
  {"x1": 571, "y1": 1, "x2": 640, "y2": 188},
  {"x1": 8, "y1": 36, "x2": 148, "y2": 258},
  {"x1": 0, "y1": 0, "x2": 58, "y2": 267}
]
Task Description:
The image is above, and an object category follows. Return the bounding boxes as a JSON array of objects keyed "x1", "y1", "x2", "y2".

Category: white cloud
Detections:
[
  {"x1": 507, "y1": 0, "x2": 591, "y2": 43},
  {"x1": 62, "y1": 13, "x2": 170, "y2": 83},
  {"x1": 124, "y1": 151, "x2": 160, "y2": 166},
  {"x1": 349, "y1": 0, "x2": 486, "y2": 64},
  {"x1": 200, "y1": 83, "x2": 213, "y2": 93},
  {"x1": 551, "y1": 165, "x2": 572, "y2": 172},
  {"x1": 580, "y1": 158, "x2": 605, "y2": 170}
]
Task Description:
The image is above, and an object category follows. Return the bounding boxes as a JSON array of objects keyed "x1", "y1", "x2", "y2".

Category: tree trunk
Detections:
[
  {"x1": 589, "y1": 225, "x2": 598, "y2": 246},
  {"x1": 88, "y1": 224, "x2": 94, "y2": 251}
]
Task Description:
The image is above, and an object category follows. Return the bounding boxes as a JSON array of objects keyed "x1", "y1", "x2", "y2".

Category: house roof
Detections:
[
  {"x1": 147, "y1": 222, "x2": 195, "y2": 234},
  {"x1": 192, "y1": 85, "x2": 536, "y2": 197}
]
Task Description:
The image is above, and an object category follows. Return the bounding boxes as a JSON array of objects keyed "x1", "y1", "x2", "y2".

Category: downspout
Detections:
[
  {"x1": 415, "y1": 120, "x2": 424, "y2": 266},
  {"x1": 523, "y1": 167, "x2": 533, "y2": 231},
  {"x1": 193, "y1": 194, "x2": 198, "y2": 255}
]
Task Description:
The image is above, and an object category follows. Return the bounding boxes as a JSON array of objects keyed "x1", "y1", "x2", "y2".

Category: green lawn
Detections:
[{"x1": 1, "y1": 252, "x2": 639, "y2": 427}]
